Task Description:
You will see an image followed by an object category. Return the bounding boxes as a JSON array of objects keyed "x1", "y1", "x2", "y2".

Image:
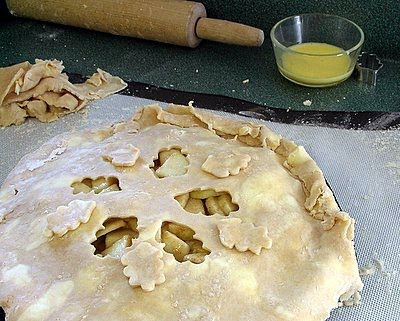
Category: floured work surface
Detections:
[{"x1": 0, "y1": 98, "x2": 397, "y2": 320}]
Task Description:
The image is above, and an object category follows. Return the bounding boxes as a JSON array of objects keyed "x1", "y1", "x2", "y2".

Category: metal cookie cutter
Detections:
[{"x1": 356, "y1": 52, "x2": 383, "y2": 86}]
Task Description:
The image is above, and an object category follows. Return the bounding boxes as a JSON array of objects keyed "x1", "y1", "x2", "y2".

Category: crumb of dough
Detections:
[
  {"x1": 342, "y1": 291, "x2": 361, "y2": 307},
  {"x1": 303, "y1": 100, "x2": 312, "y2": 106},
  {"x1": 359, "y1": 264, "x2": 375, "y2": 276},
  {"x1": 386, "y1": 162, "x2": 400, "y2": 177},
  {"x1": 0, "y1": 59, "x2": 127, "y2": 127},
  {"x1": 373, "y1": 257, "x2": 385, "y2": 272}
]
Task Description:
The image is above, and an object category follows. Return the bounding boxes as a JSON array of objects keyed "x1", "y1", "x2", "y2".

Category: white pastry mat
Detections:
[{"x1": 1, "y1": 95, "x2": 399, "y2": 321}]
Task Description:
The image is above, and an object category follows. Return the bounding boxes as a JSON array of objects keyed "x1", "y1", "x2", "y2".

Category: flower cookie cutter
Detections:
[{"x1": 356, "y1": 52, "x2": 383, "y2": 86}]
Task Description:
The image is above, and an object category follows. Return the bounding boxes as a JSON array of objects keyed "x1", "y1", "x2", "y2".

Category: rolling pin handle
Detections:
[{"x1": 195, "y1": 17, "x2": 264, "y2": 47}]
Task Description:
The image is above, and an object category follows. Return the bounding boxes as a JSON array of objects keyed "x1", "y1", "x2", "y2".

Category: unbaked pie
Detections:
[{"x1": 0, "y1": 104, "x2": 363, "y2": 321}]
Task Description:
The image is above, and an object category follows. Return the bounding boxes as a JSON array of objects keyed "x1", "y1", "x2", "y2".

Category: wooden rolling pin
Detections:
[{"x1": 6, "y1": 0, "x2": 264, "y2": 47}]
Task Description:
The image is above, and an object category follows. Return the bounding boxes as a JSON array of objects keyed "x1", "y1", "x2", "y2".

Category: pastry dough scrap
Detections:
[
  {"x1": 121, "y1": 241, "x2": 166, "y2": 292},
  {"x1": 0, "y1": 103, "x2": 27, "y2": 126},
  {"x1": 46, "y1": 200, "x2": 96, "y2": 237},
  {"x1": 0, "y1": 59, "x2": 127, "y2": 127},
  {"x1": 201, "y1": 151, "x2": 251, "y2": 178},
  {"x1": 103, "y1": 143, "x2": 140, "y2": 167},
  {"x1": 86, "y1": 69, "x2": 107, "y2": 87},
  {"x1": 217, "y1": 218, "x2": 272, "y2": 255},
  {"x1": 20, "y1": 59, "x2": 64, "y2": 93}
]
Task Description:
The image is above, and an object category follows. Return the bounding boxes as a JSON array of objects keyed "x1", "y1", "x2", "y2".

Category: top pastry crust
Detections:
[{"x1": 0, "y1": 104, "x2": 362, "y2": 321}]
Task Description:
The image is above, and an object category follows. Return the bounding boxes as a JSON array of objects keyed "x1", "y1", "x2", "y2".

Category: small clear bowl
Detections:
[{"x1": 270, "y1": 13, "x2": 364, "y2": 87}]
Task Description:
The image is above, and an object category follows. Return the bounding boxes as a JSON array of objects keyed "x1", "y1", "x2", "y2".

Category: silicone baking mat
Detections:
[{"x1": 1, "y1": 94, "x2": 399, "y2": 321}]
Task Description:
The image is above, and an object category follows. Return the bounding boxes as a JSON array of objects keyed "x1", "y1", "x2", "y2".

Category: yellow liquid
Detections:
[{"x1": 279, "y1": 42, "x2": 352, "y2": 87}]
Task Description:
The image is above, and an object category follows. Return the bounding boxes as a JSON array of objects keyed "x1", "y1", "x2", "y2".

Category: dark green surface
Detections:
[
  {"x1": 203, "y1": 0, "x2": 400, "y2": 61},
  {"x1": 0, "y1": 1, "x2": 399, "y2": 112}
]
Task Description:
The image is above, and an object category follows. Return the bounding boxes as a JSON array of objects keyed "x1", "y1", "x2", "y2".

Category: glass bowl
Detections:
[{"x1": 270, "y1": 13, "x2": 364, "y2": 87}]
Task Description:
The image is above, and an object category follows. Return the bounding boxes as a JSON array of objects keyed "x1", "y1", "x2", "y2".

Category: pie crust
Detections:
[{"x1": 0, "y1": 104, "x2": 363, "y2": 321}]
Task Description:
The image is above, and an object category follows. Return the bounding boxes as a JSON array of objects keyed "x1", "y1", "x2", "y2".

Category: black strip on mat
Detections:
[
  {"x1": 68, "y1": 73, "x2": 400, "y2": 130},
  {"x1": 121, "y1": 83, "x2": 400, "y2": 130}
]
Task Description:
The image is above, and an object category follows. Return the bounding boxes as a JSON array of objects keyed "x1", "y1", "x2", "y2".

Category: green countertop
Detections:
[{"x1": 0, "y1": 1, "x2": 399, "y2": 112}]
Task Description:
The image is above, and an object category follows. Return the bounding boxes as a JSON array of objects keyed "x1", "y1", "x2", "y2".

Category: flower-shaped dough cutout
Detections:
[
  {"x1": 121, "y1": 241, "x2": 165, "y2": 292},
  {"x1": 217, "y1": 218, "x2": 272, "y2": 255},
  {"x1": 46, "y1": 200, "x2": 96, "y2": 237},
  {"x1": 201, "y1": 152, "x2": 251, "y2": 178},
  {"x1": 103, "y1": 143, "x2": 140, "y2": 167}
]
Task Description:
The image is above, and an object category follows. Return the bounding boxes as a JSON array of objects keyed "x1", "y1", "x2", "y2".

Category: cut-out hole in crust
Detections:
[
  {"x1": 151, "y1": 148, "x2": 189, "y2": 178},
  {"x1": 92, "y1": 217, "x2": 138, "y2": 258},
  {"x1": 175, "y1": 189, "x2": 239, "y2": 216},
  {"x1": 161, "y1": 222, "x2": 210, "y2": 264},
  {"x1": 71, "y1": 176, "x2": 121, "y2": 194}
]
